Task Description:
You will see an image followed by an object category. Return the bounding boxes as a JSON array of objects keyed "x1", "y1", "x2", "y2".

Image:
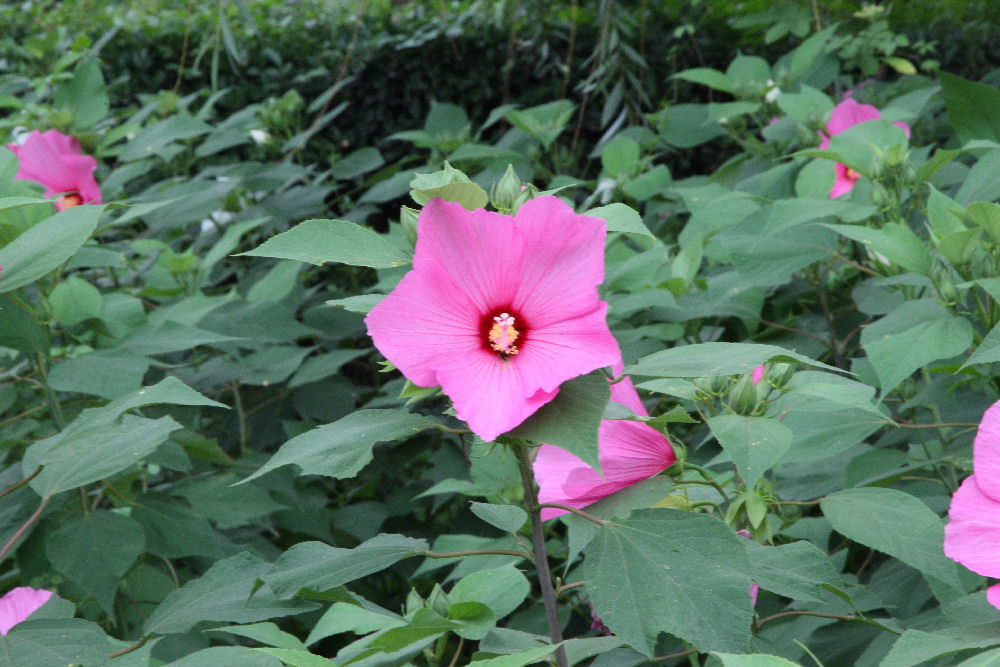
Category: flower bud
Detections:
[
  {"x1": 490, "y1": 164, "x2": 523, "y2": 215},
  {"x1": 769, "y1": 363, "x2": 795, "y2": 389},
  {"x1": 729, "y1": 375, "x2": 758, "y2": 416}
]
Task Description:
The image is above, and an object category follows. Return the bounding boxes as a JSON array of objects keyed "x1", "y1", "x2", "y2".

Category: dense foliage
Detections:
[{"x1": 3, "y1": 1, "x2": 1000, "y2": 666}]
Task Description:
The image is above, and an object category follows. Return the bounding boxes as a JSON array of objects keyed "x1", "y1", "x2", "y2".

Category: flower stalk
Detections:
[{"x1": 513, "y1": 441, "x2": 569, "y2": 667}]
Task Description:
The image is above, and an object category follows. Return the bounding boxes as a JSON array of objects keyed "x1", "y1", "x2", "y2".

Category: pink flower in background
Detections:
[
  {"x1": 7, "y1": 130, "x2": 101, "y2": 210},
  {"x1": 534, "y1": 372, "x2": 676, "y2": 519},
  {"x1": 752, "y1": 365, "x2": 765, "y2": 386},
  {"x1": 945, "y1": 400, "x2": 1000, "y2": 610},
  {"x1": 365, "y1": 196, "x2": 621, "y2": 442},
  {"x1": 0, "y1": 587, "x2": 52, "y2": 635},
  {"x1": 819, "y1": 99, "x2": 910, "y2": 199}
]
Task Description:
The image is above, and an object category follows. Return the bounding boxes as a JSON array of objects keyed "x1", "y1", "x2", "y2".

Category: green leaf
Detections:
[
  {"x1": 629, "y1": 342, "x2": 835, "y2": 378},
  {"x1": 707, "y1": 415, "x2": 793, "y2": 486},
  {"x1": 823, "y1": 222, "x2": 932, "y2": 276},
  {"x1": 450, "y1": 563, "x2": 530, "y2": 620},
  {"x1": 330, "y1": 146, "x2": 385, "y2": 180},
  {"x1": 52, "y1": 57, "x2": 108, "y2": 128},
  {"x1": 963, "y1": 320, "x2": 1000, "y2": 368},
  {"x1": 306, "y1": 601, "x2": 407, "y2": 645},
  {"x1": 240, "y1": 409, "x2": 441, "y2": 484},
  {"x1": 584, "y1": 508, "x2": 753, "y2": 655},
  {"x1": 262, "y1": 534, "x2": 429, "y2": 599},
  {"x1": 508, "y1": 371, "x2": 609, "y2": 473},
  {"x1": 212, "y1": 622, "x2": 308, "y2": 650},
  {"x1": 0, "y1": 619, "x2": 111, "y2": 667},
  {"x1": 601, "y1": 136, "x2": 640, "y2": 179},
  {"x1": 881, "y1": 624, "x2": 1000, "y2": 667},
  {"x1": 119, "y1": 115, "x2": 213, "y2": 161},
  {"x1": 253, "y1": 648, "x2": 332, "y2": 667},
  {"x1": 672, "y1": 67, "x2": 734, "y2": 94},
  {"x1": 859, "y1": 299, "x2": 973, "y2": 395},
  {"x1": 241, "y1": 218, "x2": 411, "y2": 268},
  {"x1": 470, "y1": 502, "x2": 527, "y2": 533},
  {"x1": 467, "y1": 644, "x2": 562, "y2": 666},
  {"x1": 47, "y1": 511, "x2": 145, "y2": 615},
  {"x1": 412, "y1": 182, "x2": 489, "y2": 211},
  {"x1": 711, "y1": 653, "x2": 802, "y2": 667},
  {"x1": 132, "y1": 495, "x2": 238, "y2": 559},
  {"x1": 745, "y1": 540, "x2": 844, "y2": 603},
  {"x1": 27, "y1": 414, "x2": 181, "y2": 496},
  {"x1": 48, "y1": 276, "x2": 102, "y2": 326},
  {"x1": 505, "y1": 100, "x2": 575, "y2": 150},
  {"x1": 161, "y1": 646, "x2": 282, "y2": 667},
  {"x1": 821, "y1": 487, "x2": 964, "y2": 589},
  {"x1": 143, "y1": 552, "x2": 317, "y2": 635},
  {"x1": 939, "y1": 71, "x2": 1000, "y2": 144},
  {"x1": 653, "y1": 104, "x2": 726, "y2": 148},
  {"x1": 0, "y1": 204, "x2": 104, "y2": 293},
  {"x1": 586, "y1": 203, "x2": 655, "y2": 239}
]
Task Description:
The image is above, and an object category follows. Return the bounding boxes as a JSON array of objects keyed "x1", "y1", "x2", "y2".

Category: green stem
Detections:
[
  {"x1": 513, "y1": 444, "x2": 569, "y2": 667},
  {"x1": 35, "y1": 353, "x2": 65, "y2": 430}
]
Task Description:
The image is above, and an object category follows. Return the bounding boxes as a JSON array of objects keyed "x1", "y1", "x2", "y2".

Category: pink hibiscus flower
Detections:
[
  {"x1": 819, "y1": 98, "x2": 910, "y2": 199},
  {"x1": 365, "y1": 196, "x2": 621, "y2": 442},
  {"x1": 752, "y1": 364, "x2": 765, "y2": 386},
  {"x1": 533, "y1": 373, "x2": 676, "y2": 519},
  {"x1": 0, "y1": 587, "x2": 52, "y2": 635},
  {"x1": 944, "y1": 400, "x2": 1000, "y2": 610},
  {"x1": 7, "y1": 130, "x2": 102, "y2": 210}
]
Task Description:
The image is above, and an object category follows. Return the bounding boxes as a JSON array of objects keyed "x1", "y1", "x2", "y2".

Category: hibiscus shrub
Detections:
[{"x1": 3, "y1": 4, "x2": 1000, "y2": 667}]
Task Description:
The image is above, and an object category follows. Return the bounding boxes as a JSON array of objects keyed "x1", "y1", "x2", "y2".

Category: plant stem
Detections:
[
  {"x1": 0, "y1": 494, "x2": 50, "y2": 562},
  {"x1": 0, "y1": 466, "x2": 41, "y2": 499},
  {"x1": 423, "y1": 549, "x2": 531, "y2": 559},
  {"x1": 537, "y1": 503, "x2": 607, "y2": 525},
  {"x1": 514, "y1": 444, "x2": 569, "y2": 667}
]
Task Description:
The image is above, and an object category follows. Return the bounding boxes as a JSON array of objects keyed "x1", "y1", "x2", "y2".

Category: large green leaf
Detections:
[
  {"x1": 240, "y1": 409, "x2": 441, "y2": 484},
  {"x1": 143, "y1": 552, "x2": 317, "y2": 635},
  {"x1": 584, "y1": 508, "x2": 753, "y2": 655},
  {"x1": 939, "y1": 71, "x2": 1000, "y2": 144},
  {"x1": 821, "y1": 487, "x2": 964, "y2": 589},
  {"x1": 508, "y1": 371, "x2": 609, "y2": 472},
  {"x1": 47, "y1": 511, "x2": 145, "y2": 615},
  {"x1": 745, "y1": 540, "x2": 843, "y2": 603},
  {"x1": 881, "y1": 624, "x2": 1000, "y2": 667},
  {"x1": 0, "y1": 619, "x2": 111, "y2": 667},
  {"x1": 0, "y1": 204, "x2": 104, "y2": 292},
  {"x1": 262, "y1": 534, "x2": 429, "y2": 599},
  {"x1": 629, "y1": 342, "x2": 834, "y2": 379},
  {"x1": 586, "y1": 203, "x2": 655, "y2": 239},
  {"x1": 707, "y1": 415, "x2": 793, "y2": 486},
  {"x1": 53, "y1": 57, "x2": 109, "y2": 129},
  {"x1": 241, "y1": 218, "x2": 411, "y2": 268},
  {"x1": 860, "y1": 299, "x2": 973, "y2": 396}
]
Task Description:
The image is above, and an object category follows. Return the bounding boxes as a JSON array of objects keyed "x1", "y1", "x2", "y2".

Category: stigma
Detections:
[{"x1": 488, "y1": 312, "x2": 520, "y2": 358}]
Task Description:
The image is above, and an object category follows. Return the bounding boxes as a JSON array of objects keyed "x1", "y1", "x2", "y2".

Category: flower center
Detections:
[
  {"x1": 845, "y1": 167, "x2": 861, "y2": 183},
  {"x1": 56, "y1": 192, "x2": 83, "y2": 209},
  {"x1": 488, "y1": 312, "x2": 520, "y2": 359}
]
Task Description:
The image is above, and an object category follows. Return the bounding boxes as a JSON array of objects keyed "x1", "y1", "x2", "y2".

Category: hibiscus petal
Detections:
[
  {"x1": 830, "y1": 162, "x2": 856, "y2": 198},
  {"x1": 413, "y1": 198, "x2": 523, "y2": 315},
  {"x1": 598, "y1": 419, "x2": 675, "y2": 482},
  {"x1": 436, "y1": 351, "x2": 558, "y2": 442},
  {"x1": 609, "y1": 376, "x2": 647, "y2": 417},
  {"x1": 944, "y1": 475, "x2": 1000, "y2": 579},
  {"x1": 0, "y1": 587, "x2": 52, "y2": 635},
  {"x1": 509, "y1": 196, "x2": 609, "y2": 328},
  {"x1": 516, "y1": 302, "x2": 621, "y2": 395},
  {"x1": 365, "y1": 270, "x2": 482, "y2": 388},
  {"x1": 826, "y1": 98, "x2": 881, "y2": 137},
  {"x1": 988, "y1": 583, "x2": 1000, "y2": 611},
  {"x1": 58, "y1": 154, "x2": 102, "y2": 204},
  {"x1": 974, "y1": 400, "x2": 1000, "y2": 502}
]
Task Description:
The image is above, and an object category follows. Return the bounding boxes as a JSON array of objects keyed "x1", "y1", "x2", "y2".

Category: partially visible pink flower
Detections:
[
  {"x1": 365, "y1": 196, "x2": 621, "y2": 442},
  {"x1": 0, "y1": 587, "x2": 52, "y2": 635},
  {"x1": 588, "y1": 602, "x2": 611, "y2": 635},
  {"x1": 945, "y1": 400, "x2": 1000, "y2": 610},
  {"x1": 534, "y1": 372, "x2": 676, "y2": 520},
  {"x1": 818, "y1": 99, "x2": 910, "y2": 199},
  {"x1": 752, "y1": 365, "x2": 765, "y2": 386},
  {"x1": 737, "y1": 530, "x2": 760, "y2": 607},
  {"x1": 7, "y1": 130, "x2": 101, "y2": 210}
]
